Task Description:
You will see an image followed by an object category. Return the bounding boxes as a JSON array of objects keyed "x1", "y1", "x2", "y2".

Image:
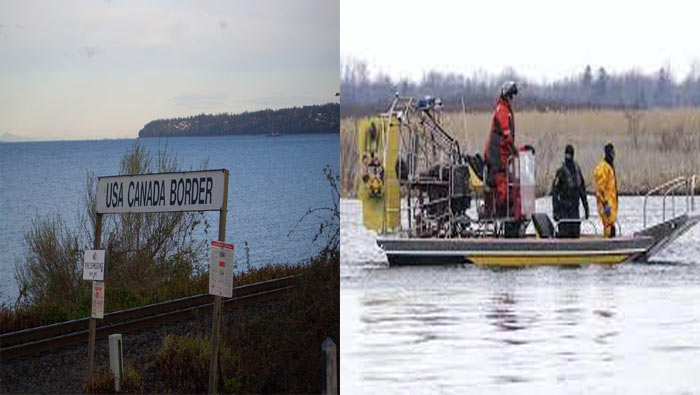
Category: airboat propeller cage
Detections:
[{"x1": 357, "y1": 96, "x2": 540, "y2": 237}]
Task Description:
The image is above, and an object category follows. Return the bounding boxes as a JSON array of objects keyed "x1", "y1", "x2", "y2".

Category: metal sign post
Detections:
[{"x1": 208, "y1": 172, "x2": 229, "y2": 394}]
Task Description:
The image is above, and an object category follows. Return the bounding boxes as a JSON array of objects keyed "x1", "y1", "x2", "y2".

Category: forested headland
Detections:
[{"x1": 138, "y1": 103, "x2": 339, "y2": 138}]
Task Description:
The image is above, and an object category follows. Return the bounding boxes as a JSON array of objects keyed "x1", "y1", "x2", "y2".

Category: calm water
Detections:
[
  {"x1": 0, "y1": 135, "x2": 338, "y2": 303},
  {"x1": 341, "y1": 197, "x2": 700, "y2": 393}
]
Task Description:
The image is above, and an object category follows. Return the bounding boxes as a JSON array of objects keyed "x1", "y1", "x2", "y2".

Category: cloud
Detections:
[
  {"x1": 0, "y1": 23, "x2": 25, "y2": 35},
  {"x1": 81, "y1": 45, "x2": 98, "y2": 59},
  {"x1": 1, "y1": 1, "x2": 339, "y2": 138},
  {"x1": 172, "y1": 93, "x2": 228, "y2": 110}
]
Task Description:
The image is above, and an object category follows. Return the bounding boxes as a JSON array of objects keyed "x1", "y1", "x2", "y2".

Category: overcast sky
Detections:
[
  {"x1": 341, "y1": 0, "x2": 700, "y2": 84},
  {"x1": 0, "y1": 0, "x2": 339, "y2": 140}
]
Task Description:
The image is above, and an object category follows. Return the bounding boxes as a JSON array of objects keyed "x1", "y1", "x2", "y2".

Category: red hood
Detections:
[{"x1": 496, "y1": 97, "x2": 511, "y2": 111}]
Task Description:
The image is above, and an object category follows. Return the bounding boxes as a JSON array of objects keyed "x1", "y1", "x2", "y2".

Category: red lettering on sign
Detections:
[{"x1": 211, "y1": 241, "x2": 234, "y2": 250}]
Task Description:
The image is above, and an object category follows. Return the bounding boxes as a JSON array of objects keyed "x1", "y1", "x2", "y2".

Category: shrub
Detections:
[
  {"x1": 155, "y1": 335, "x2": 211, "y2": 394},
  {"x1": 155, "y1": 334, "x2": 238, "y2": 394},
  {"x1": 14, "y1": 215, "x2": 87, "y2": 309}
]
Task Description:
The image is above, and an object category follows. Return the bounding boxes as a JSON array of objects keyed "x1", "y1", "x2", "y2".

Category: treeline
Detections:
[
  {"x1": 138, "y1": 103, "x2": 340, "y2": 138},
  {"x1": 341, "y1": 59, "x2": 700, "y2": 116}
]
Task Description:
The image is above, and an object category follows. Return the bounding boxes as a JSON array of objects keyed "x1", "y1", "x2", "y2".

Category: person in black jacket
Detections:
[{"x1": 551, "y1": 144, "x2": 590, "y2": 238}]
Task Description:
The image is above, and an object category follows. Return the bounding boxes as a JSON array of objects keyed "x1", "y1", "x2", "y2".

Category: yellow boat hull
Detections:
[
  {"x1": 377, "y1": 236, "x2": 653, "y2": 267},
  {"x1": 470, "y1": 254, "x2": 629, "y2": 266}
]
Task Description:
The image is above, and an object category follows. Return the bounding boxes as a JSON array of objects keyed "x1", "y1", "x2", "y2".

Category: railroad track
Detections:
[{"x1": 0, "y1": 275, "x2": 299, "y2": 361}]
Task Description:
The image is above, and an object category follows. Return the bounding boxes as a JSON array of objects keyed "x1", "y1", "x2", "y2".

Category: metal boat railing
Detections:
[
  {"x1": 643, "y1": 175, "x2": 698, "y2": 228},
  {"x1": 693, "y1": 175, "x2": 697, "y2": 212}
]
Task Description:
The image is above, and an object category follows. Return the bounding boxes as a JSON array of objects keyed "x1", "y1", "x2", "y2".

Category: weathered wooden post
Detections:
[
  {"x1": 322, "y1": 337, "x2": 338, "y2": 395},
  {"x1": 87, "y1": 213, "x2": 103, "y2": 382},
  {"x1": 209, "y1": 170, "x2": 229, "y2": 395}
]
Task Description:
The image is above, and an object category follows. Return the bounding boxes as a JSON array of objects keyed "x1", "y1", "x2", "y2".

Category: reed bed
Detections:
[{"x1": 341, "y1": 108, "x2": 700, "y2": 197}]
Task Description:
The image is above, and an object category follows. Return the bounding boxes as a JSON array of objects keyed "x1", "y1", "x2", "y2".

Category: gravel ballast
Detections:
[{"x1": 1, "y1": 302, "x2": 278, "y2": 393}]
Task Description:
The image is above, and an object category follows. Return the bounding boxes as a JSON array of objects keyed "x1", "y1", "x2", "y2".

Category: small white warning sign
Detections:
[
  {"x1": 83, "y1": 250, "x2": 105, "y2": 281},
  {"x1": 209, "y1": 241, "x2": 235, "y2": 298},
  {"x1": 92, "y1": 281, "x2": 105, "y2": 319}
]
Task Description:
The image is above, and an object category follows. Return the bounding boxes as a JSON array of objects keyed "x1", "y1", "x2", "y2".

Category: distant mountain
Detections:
[
  {"x1": 138, "y1": 103, "x2": 340, "y2": 138},
  {"x1": 0, "y1": 132, "x2": 35, "y2": 142}
]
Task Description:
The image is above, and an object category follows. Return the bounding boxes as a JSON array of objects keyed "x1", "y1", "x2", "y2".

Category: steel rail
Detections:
[
  {"x1": 643, "y1": 176, "x2": 686, "y2": 228},
  {"x1": 1, "y1": 275, "x2": 299, "y2": 347},
  {"x1": 1, "y1": 275, "x2": 299, "y2": 361}
]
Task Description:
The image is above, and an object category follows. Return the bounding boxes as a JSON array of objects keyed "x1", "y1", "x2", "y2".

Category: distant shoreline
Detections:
[
  {"x1": 0, "y1": 133, "x2": 339, "y2": 145},
  {"x1": 137, "y1": 130, "x2": 338, "y2": 139},
  {"x1": 138, "y1": 103, "x2": 340, "y2": 138}
]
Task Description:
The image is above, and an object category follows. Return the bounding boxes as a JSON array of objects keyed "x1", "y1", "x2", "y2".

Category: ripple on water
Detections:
[{"x1": 341, "y1": 198, "x2": 700, "y2": 393}]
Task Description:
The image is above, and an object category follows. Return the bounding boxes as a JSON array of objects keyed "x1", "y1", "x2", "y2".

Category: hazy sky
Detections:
[
  {"x1": 0, "y1": 0, "x2": 339, "y2": 140},
  {"x1": 341, "y1": 0, "x2": 700, "y2": 83}
]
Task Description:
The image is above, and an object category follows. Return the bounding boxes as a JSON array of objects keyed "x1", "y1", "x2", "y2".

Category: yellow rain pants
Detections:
[{"x1": 593, "y1": 159, "x2": 618, "y2": 237}]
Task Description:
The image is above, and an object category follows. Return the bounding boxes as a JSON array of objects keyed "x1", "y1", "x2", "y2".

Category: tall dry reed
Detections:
[{"x1": 341, "y1": 108, "x2": 700, "y2": 197}]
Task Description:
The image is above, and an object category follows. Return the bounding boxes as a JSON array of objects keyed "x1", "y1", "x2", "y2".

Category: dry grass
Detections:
[
  {"x1": 341, "y1": 108, "x2": 700, "y2": 197},
  {"x1": 340, "y1": 117, "x2": 358, "y2": 197},
  {"x1": 83, "y1": 364, "x2": 145, "y2": 394}
]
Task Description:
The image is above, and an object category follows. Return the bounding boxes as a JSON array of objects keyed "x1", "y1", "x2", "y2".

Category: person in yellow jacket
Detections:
[{"x1": 593, "y1": 143, "x2": 618, "y2": 237}]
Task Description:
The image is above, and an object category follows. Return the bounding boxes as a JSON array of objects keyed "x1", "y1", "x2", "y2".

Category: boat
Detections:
[
  {"x1": 266, "y1": 132, "x2": 281, "y2": 137},
  {"x1": 357, "y1": 96, "x2": 700, "y2": 267},
  {"x1": 378, "y1": 212, "x2": 700, "y2": 266}
]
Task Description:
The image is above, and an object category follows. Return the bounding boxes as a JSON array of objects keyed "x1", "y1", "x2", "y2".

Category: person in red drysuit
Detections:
[{"x1": 484, "y1": 81, "x2": 518, "y2": 217}]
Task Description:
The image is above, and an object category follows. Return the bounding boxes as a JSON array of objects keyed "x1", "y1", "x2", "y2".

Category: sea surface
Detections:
[
  {"x1": 341, "y1": 197, "x2": 700, "y2": 393},
  {"x1": 0, "y1": 134, "x2": 338, "y2": 304}
]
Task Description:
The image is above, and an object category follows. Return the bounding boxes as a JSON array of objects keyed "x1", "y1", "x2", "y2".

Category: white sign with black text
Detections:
[
  {"x1": 209, "y1": 241, "x2": 235, "y2": 298},
  {"x1": 83, "y1": 250, "x2": 106, "y2": 281},
  {"x1": 92, "y1": 281, "x2": 105, "y2": 319},
  {"x1": 96, "y1": 170, "x2": 227, "y2": 214}
]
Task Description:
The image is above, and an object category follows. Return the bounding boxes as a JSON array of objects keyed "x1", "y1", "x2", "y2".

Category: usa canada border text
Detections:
[{"x1": 96, "y1": 169, "x2": 227, "y2": 214}]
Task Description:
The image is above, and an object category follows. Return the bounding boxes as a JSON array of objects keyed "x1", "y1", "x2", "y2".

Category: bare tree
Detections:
[{"x1": 624, "y1": 108, "x2": 645, "y2": 150}]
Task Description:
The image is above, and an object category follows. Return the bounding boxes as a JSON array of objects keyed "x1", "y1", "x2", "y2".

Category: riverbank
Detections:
[{"x1": 340, "y1": 108, "x2": 700, "y2": 197}]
